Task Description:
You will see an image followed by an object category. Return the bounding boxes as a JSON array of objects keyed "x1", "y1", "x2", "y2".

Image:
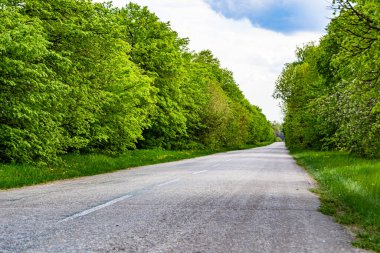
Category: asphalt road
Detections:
[{"x1": 0, "y1": 142, "x2": 366, "y2": 252}]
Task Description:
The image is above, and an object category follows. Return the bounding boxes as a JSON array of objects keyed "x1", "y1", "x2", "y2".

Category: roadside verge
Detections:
[
  {"x1": 0, "y1": 142, "x2": 273, "y2": 190},
  {"x1": 291, "y1": 150, "x2": 380, "y2": 252}
]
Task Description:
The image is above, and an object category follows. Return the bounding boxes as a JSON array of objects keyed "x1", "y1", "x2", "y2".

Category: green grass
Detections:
[
  {"x1": 292, "y1": 150, "x2": 380, "y2": 252},
  {"x1": 0, "y1": 142, "x2": 272, "y2": 190}
]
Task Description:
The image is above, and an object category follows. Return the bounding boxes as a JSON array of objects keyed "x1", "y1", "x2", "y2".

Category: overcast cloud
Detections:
[{"x1": 95, "y1": 0, "x2": 331, "y2": 122}]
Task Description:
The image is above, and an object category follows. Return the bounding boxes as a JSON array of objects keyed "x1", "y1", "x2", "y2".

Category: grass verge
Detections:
[
  {"x1": 292, "y1": 150, "x2": 380, "y2": 252},
  {"x1": 0, "y1": 142, "x2": 272, "y2": 190}
]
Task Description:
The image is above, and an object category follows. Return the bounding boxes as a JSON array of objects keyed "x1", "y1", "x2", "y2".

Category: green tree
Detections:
[
  {"x1": 0, "y1": 0, "x2": 274, "y2": 165},
  {"x1": 0, "y1": 5, "x2": 68, "y2": 164},
  {"x1": 20, "y1": 0, "x2": 156, "y2": 154},
  {"x1": 274, "y1": 0, "x2": 380, "y2": 158},
  {"x1": 118, "y1": 3, "x2": 189, "y2": 148}
]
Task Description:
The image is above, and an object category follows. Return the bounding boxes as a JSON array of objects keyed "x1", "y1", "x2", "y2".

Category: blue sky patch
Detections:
[{"x1": 204, "y1": 0, "x2": 332, "y2": 33}]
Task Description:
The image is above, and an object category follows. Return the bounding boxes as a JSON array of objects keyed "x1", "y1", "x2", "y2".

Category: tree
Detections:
[
  {"x1": 19, "y1": 0, "x2": 156, "y2": 154},
  {"x1": 0, "y1": 0, "x2": 274, "y2": 165},
  {"x1": 274, "y1": 0, "x2": 380, "y2": 157},
  {"x1": 118, "y1": 3, "x2": 189, "y2": 148},
  {"x1": 0, "y1": 5, "x2": 68, "y2": 164}
]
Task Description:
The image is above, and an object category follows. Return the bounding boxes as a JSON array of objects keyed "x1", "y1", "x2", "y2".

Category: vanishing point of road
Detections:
[{"x1": 0, "y1": 143, "x2": 366, "y2": 252}]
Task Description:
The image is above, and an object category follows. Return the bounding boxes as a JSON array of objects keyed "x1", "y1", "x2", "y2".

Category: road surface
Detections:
[{"x1": 0, "y1": 143, "x2": 365, "y2": 252}]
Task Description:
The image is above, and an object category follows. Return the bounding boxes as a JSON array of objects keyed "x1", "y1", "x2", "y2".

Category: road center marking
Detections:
[
  {"x1": 156, "y1": 178, "x2": 180, "y2": 187},
  {"x1": 192, "y1": 170, "x2": 208, "y2": 175},
  {"x1": 58, "y1": 194, "x2": 133, "y2": 223}
]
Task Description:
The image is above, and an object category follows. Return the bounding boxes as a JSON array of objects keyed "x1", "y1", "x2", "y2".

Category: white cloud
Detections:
[
  {"x1": 204, "y1": 0, "x2": 332, "y2": 34},
  {"x1": 96, "y1": 0, "x2": 325, "y2": 121},
  {"x1": 207, "y1": 0, "x2": 281, "y2": 13}
]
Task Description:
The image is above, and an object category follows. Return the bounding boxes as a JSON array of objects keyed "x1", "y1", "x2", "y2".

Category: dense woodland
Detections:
[
  {"x1": 274, "y1": 0, "x2": 380, "y2": 158},
  {"x1": 0, "y1": 0, "x2": 275, "y2": 165}
]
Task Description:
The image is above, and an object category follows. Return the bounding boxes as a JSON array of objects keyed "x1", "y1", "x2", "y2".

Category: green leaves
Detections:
[
  {"x1": 0, "y1": 6, "x2": 67, "y2": 164},
  {"x1": 0, "y1": 0, "x2": 273, "y2": 165},
  {"x1": 274, "y1": 0, "x2": 380, "y2": 158}
]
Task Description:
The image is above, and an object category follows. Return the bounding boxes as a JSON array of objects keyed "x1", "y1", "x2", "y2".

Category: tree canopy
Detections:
[
  {"x1": 0, "y1": 0, "x2": 275, "y2": 164},
  {"x1": 274, "y1": 0, "x2": 380, "y2": 158}
]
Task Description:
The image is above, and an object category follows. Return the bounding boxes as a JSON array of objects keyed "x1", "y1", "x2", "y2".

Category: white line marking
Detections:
[
  {"x1": 156, "y1": 179, "x2": 180, "y2": 187},
  {"x1": 211, "y1": 164, "x2": 219, "y2": 168},
  {"x1": 225, "y1": 159, "x2": 232, "y2": 162},
  {"x1": 192, "y1": 170, "x2": 208, "y2": 175},
  {"x1": 58, "y1": 194, "x2": 133, "y2": 223}
]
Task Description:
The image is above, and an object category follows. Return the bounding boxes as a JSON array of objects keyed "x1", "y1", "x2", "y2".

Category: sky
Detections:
[{"x1": 94, "y1": 0, "x2": 332, "y2": 122}]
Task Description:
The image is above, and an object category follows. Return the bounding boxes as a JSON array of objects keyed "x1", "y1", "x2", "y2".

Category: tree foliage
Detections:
[
  {"x1": 0, "y1": 0, "x2": 274, "y2": 165},
  {"x1": 274, "y1": 0, "x2": 380, "y2": 158},
  {"x1": 0, "y1": 5, "x2": 67, "y2": 164}
]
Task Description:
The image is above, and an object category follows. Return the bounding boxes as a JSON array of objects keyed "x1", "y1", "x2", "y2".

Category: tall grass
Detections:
[
  {"x1": 0, "y1": 149, "x2": 211, "y2": 189},
  {"x1": 293, "y1": 150, "x2": 380, "y2": 252},
  {"x1": 0, "y1": 142, "x2": 272, "y2": 189}
]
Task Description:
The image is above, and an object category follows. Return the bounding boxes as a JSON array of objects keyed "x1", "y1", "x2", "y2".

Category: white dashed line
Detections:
[
  {"x1": 156, "y1": 179, "x2": 180, "y2": 187},
  {"x1": 58, "y1": 194, "x2": 133, "y2": 223},
  {"x1": 192, "y1": 170, "x2": 208, "y2": 175}
]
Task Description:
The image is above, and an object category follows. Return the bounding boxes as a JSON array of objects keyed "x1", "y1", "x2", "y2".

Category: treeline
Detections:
[
  {"x1": 274, "y1": 0, "x2": 380, "y2": 158},
  {"x1": 0, "y1": 0, "x2": 274, "y2": 165}
]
